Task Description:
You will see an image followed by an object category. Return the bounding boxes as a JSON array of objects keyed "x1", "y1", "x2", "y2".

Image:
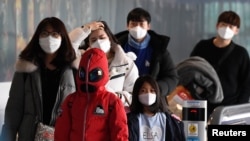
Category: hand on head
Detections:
[{"x1": 84, "y1": 21, "x2": 104, "y2": 31}]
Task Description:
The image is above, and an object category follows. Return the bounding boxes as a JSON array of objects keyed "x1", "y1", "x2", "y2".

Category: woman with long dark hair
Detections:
[{"x1": 1, "y1": 17, "x2": 79, "y2": 141}]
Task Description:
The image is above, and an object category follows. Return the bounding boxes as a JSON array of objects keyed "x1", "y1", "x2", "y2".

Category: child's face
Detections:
[
  {"x1": 139, "y1": 82, "x2": 156, "y2": 95},
  {"x1": 138, "y1": 81, "x2": 157, "y2": 106}
]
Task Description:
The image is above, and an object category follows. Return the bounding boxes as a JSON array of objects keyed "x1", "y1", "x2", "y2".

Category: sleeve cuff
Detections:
[{"x1": 81, "y1": 25, "x2": 91, "y2": 34}]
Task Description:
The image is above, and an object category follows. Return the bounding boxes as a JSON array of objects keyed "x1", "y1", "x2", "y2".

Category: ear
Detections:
[
  {"x1": 148, "y1": 23, "x2": 151, "y2": 30},
  {"x1": 126, "y1": 22, "x2": 130, "y2": 30},
  {"x1": 234, "y1": 28, "x2": 239, "y2": 35},
  {"x1": 216, "y1": 23, "x2": 219, "y2": 30}
]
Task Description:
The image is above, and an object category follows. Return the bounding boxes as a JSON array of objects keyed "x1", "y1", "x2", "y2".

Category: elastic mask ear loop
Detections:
[{"x1": 86, "y1": 53, "x2": 93, "y2": 93}]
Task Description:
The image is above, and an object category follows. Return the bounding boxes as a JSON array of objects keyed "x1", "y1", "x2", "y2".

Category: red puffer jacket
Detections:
[{"x1": 54, "y1": 48, "x2": 128, "y2": 141}]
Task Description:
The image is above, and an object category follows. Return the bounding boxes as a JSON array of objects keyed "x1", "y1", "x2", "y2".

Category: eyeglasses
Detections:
[
  {"x1": 40, "y1": 31, "x2": 61, "y2": 38},
  {"x1": 79, "y1": 67, "x2": 103, "y2": 82}
]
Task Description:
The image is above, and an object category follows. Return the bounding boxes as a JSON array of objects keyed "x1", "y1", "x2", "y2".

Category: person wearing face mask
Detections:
[
  {"x1": 0, "y1": 17, "x2": 79, "y2": 141},
  {"x1": 69, "y1": 21, "x2": 139, "y2": 112},
  {"x1": 127, "y1": 75, "x2": 185, "y2": 141},
  {"x1": 190, "y1": 11, "x2": 250, "y2": 117},
  {"x1": 54, "y1": 48, "x2": 129, "y2": 141},
  {"x1": 115, "y1": 7, "x2": 178, "y2": 109}
]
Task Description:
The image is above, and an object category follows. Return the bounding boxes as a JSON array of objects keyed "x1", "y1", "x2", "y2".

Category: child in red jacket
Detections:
[{"x1": 54, "y1": 48, "x2": 128, "y2": 141}]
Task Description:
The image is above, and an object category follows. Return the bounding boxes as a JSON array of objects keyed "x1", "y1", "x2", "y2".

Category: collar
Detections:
[{"x1": 128, "y1": 33, "x2": 151, "y2": 49}]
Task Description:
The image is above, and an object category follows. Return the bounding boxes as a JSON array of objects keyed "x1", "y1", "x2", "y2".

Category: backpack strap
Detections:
[
  {"x1": 108, "y1": 94, "x2": 116, "y2": 112},
  {"x1": 165, "y1": 112, "x2": 186, "y2": 141}
]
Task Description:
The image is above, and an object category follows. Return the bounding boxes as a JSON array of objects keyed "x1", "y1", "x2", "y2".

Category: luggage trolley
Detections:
[{"x1": 208, "y1": 103, "x2": 250, "y2": 125}]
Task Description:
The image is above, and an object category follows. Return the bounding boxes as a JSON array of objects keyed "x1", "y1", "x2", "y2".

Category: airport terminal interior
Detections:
[{"x1": 1, "y1": 0, "x2": 250, "y2": 134}]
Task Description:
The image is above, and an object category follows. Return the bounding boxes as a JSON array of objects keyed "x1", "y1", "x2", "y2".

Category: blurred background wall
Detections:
[
  {"x1": 1, "y1": 0, "x2": 250, "y2": 82},
  {"x1": 1, "y1": 0, "x2": 250, "y2": 132}
]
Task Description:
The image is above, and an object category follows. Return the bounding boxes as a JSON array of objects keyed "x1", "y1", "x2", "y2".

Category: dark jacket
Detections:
[
  {"x1": 127, "y1": 112, "x2": 185, "y2": 141},
  {"x1": 0, "y1": 59, "x2": 78, "y2": 141},
  {"x1": 115, "y1": 30, "x2": 178, "y2": 98}
]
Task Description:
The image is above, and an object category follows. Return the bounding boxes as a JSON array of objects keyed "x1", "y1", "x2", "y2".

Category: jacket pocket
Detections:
[{"x1": 18, "y1": 114, "x2": 38, "y2": 140}]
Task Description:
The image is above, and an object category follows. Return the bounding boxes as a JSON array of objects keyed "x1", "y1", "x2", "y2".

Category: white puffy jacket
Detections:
[{"x1": 69, "y1": 27, "x2": 139, "y2": 107}]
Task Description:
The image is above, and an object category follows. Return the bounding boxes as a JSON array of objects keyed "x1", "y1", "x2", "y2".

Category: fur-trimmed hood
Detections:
[{"x1": 15, "y1": 55, "x2": 81, "y2": 73}]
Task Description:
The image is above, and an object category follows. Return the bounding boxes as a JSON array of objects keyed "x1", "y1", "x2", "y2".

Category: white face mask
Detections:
[
  {"x1": 138, "y1": 93, "x2": 156, "y2": 106},
  {"x1": 217, "y1": 27, "x2": 235, "y2": 40},
  {"x1": 39, "y1": 36, "x2": 61, "y2": 54},
  {"x1": 91, "y1": 39, "x2": 111, "y2": 53},
  {"x1": 129, "y1": 26, "x2": 147, "y2": 39}
]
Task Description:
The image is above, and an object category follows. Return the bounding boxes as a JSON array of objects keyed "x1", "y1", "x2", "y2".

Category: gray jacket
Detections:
[{"x1": 0, "y1": 59, "x2": 78, "y2": 141}]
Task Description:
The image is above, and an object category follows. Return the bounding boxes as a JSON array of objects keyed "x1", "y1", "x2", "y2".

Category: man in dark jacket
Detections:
[
  {"x1": 190, "y1": 11, "x2": 250, "y2": 117},
  {"x1": 115, "y1": 7, "x2": 178, "y2": 107}
]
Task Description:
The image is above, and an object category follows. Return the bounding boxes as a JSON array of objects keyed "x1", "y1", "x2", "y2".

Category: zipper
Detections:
[
  {"x1": 110, "y1": 73, "x2": 125, "y2": 80},
  {"x1": 82, "y1": 53, "x2": 93, "y2": 141},
  {"x1": 49, "y1": 67, "x2": 67, "y2": 126}
]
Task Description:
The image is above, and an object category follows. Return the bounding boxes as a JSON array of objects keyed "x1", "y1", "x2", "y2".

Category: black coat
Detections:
[
  {"x1": 127, "y1": 112, "x2": 186, "y2": 141},
  {"x1": 115, "y1": 30, "x2": 178, "y2": 97}
]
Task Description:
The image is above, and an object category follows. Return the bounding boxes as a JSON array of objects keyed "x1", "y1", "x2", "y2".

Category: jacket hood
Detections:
[
  {"x1": 15, "y1": 59, "x2": 39, "y2": 73},
  {"x1": 15, "y1": 55, "x2": 80, "y2": 73},
  {"x1": 76, "y1": 48, "x2": 109, "y2": 94}
]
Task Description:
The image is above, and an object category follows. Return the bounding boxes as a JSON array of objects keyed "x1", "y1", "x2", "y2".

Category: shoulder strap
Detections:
[
  {"x1": 165, "y1": 112, "x2": 186, "y2": 141},
  {"x1": 108, "y1": 94, "x2": 116, "y2": 112},
  {"x1": 28, "y1": 73, "x2": 39, "y2": 120}
]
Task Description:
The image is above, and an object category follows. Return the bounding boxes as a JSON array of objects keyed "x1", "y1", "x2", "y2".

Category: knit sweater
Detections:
[{"x1": 190, "y1": 37, "x2": 250, "y2": 115}]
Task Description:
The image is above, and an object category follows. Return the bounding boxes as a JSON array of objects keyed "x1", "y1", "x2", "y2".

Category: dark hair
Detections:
[
  {"x1": 19, "y1": 17, "x2": 76, "y2": 67},
  {"x1": 130, "y1": 75, "x2": 163, "y2": 114},
  {"x1": 82, "y1": 21, "x2": 119, "y2": 50},
  {"x1": 127, "y1": 7, "x2": 151, "y2": 24},
  {"x1": 217, "y1": 11, "x2": 240, "y2": 28}
]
